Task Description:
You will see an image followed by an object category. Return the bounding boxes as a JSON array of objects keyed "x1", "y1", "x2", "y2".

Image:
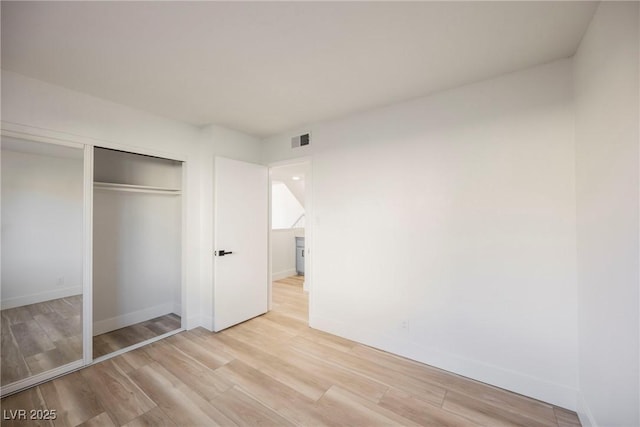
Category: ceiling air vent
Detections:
[{"x1": 291, "y1": 133, "x2": 311, "y2": 148}]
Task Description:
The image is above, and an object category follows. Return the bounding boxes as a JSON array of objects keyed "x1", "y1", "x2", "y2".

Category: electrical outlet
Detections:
[
  {"x1": 400, "y1": 319, "x2": 409, "y2": 331},
  {"x1": 56, "y1": 277, "x2": 64, "y2": 287}
]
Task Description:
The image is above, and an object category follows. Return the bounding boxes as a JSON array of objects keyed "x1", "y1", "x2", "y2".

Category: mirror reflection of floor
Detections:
[
  {"x1": 93, "y1": 313, "x2": 181, "y2": 359},
  {"x1": 0, "y1": 295, "x2": 82, "y2": 386}
]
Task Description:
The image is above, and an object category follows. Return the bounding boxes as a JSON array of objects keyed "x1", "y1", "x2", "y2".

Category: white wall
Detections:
[
  {"x1": 1, "y1": 146, "x2": 83, "y2": 309},
  {"x1": 93, "y1": 191, "x2": 181, "y2": 334},
  {"x1": 1, "y1": 70, "x2": 263, "y2": 329},
  {"x1": 272, "y1": 181, "x2": 305, "y2": 229},
  {"x1": 263, "y1": 59, "x2": 578, "y2": 409},
  {"x1": 573, "y1": 3, "x2": 640, "y2": 426}
]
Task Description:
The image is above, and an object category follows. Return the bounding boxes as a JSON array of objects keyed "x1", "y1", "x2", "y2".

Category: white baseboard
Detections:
[
  {"x1": 173, "y1": 302, "x2": 182, "y2": 317},
  {"x1": 272, "y1": 268, "x2": 297, "y2": 281},
  {"x1": 1, "y1": 286, "x2": 82, "y2": 310},
  {"x1": 183, "y1": 315, "x2": 202, "y2": 331},
  {"x1": 576, "y1": 393, "x2": 597, "y2": 427},
  {"x1": 93, "y1": 302, "x2": 178, "y2": 336},
  {"x1": 309, "y1": 314, "x2": 579, "y2": 411},
  {"x1": 194, "y1": 315, "x2": 214, "y2": 332}
]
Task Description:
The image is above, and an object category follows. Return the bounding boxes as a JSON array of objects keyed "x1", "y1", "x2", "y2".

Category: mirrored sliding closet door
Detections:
[{"x1": 1, "y1": 136, "x2": 85, "y2": 390}]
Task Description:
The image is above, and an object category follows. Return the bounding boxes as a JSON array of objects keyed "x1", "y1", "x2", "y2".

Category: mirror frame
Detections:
[{"x1": 0, "y1": 128, "x2": 93, "y2": 396}]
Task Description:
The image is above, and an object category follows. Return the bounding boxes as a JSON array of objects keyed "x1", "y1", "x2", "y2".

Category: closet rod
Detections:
[{"x1": 94, "y1": 182, "x2": 181, "y2": 195}]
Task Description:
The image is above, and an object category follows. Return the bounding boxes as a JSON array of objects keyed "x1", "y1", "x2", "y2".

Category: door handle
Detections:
[{"x1": 215, "y1": 250, "x2": 234, "y2": 256}]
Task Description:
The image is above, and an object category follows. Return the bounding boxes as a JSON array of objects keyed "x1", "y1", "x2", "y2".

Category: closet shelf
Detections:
[{"x1": 94, "y1": 182, "x2": 181, "y2": 195}]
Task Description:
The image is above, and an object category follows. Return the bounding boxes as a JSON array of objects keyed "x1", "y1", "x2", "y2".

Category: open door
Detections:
[{"x1": 213, "y1": 157, "x2": 268, "y2": 331}]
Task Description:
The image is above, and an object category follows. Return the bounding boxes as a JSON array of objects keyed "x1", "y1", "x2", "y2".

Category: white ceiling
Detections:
[{"x1": 1, "y1": 1, "x2": 597, "y2": 138}]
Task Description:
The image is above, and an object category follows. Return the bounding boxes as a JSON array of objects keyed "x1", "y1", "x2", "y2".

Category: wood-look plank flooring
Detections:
[
  {"x1": 1, "y1": 276, "x2": 581, "y2": 426},
  {"x1": 1, "y1": 295, "x2": 82, "y2": 386},
  {"x1": 93, "y1": 314, "x2": 182, "y2": 359}
]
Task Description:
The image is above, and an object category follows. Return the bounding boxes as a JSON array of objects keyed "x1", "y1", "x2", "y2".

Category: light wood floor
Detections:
[
  {"x1": 1, "y1": 295, "x2": 82, "y2": 386},
  {"x1": 93, "y1": 314, "x2": 182, "y2": 359},
  {"x1": 1, "y1": 276, "x2": 581, "y2": 426}
]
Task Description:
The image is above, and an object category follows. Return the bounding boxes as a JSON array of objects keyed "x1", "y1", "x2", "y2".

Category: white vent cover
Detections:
[{"x1": 291, "y1": 133, "x2": 311, "y2": 148}]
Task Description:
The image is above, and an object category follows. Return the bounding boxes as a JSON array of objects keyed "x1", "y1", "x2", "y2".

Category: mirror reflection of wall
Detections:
[{"x1": 1, "y1": 137, "x2": 84, "y2": 386}]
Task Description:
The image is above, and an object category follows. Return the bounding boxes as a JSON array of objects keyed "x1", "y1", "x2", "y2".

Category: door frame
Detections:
[{"x1": 267, "y1": 157, "x2": 314, "y2": 322}]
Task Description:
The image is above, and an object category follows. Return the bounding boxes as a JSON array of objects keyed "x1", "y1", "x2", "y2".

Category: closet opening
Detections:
[{"x1": 92, "y1": 147, "x2": 183, "y2": 359}]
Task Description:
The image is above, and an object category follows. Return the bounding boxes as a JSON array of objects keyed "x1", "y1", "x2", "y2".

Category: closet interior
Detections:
[{"x1": 92, "y1": 147, "x2": 183, "y2": 359}]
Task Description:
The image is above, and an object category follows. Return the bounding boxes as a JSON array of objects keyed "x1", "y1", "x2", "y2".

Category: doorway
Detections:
[{"x1": 269, "y1": 160, "x2": 312, "y2": 325}]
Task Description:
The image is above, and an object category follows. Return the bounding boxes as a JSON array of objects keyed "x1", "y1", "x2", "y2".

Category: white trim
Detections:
[
  {"x1": 268, "y1": 156, "x2": 313, "y2": 169},
  {"x1": 310, "y1": 314, "x2": 579, "y2": 411},
  {"x1": 93, "y1": 303, "x2": 179, "y2": 336},
  {"x1": 1, "y1": 287, "x2": 82, "y2": 310},
  {"x1": 271, "y1": 227, "x2": 304, "y2": 233},
  {"x1": 303, "y1": 162, "x2": 312, "y2": 296},
  {"x1": 576, "y1": 393, "x2": 598, "y2": 427},
  {"x1": 180, "y1": 155, "x2": 188, "y2": 330},
  {"x1": 83, "y1": 145, "x2": 94, "y2": 365},
  {"x1": 173, "y1": 302, "x2": 182, "y2": 316},
  {"x1": 1, "y1": 121, "x2": 187, "y2": 162},
  {"x1": 0, "y1": 360, "x2": 84, "y2": 398},
  {"x1": 196, "y1": 315, "x2": 214, "y2": 331},
  {"x1": 92, "y1": 328, "x2": 183, "y2": 364},
  {"x1": 272, "y1": 269, "x2": 298, "y2": 281},
  {"x1": 2, "y1": 121, "x2": 100, "y2": 148},
  {"x1": 268, "y1": 169, "x2": 273, "y2": 311},
  {"x1": 1, "y1": 127, "x2": 84, "y2": 150},
  {"x1": 187, "y1": 315, "x2": 207, "y2": 331},
  {"x1": 212, "y1": 155, "x2": 218, "y2": 330}
]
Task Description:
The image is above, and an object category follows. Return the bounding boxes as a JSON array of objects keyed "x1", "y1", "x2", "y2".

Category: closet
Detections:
[
  {"x1": 0, "y1": 135, "x2": 186, "y2": 396},
  {"x1": 92, "y1": 147, "x2": 182, "y2": 359}
]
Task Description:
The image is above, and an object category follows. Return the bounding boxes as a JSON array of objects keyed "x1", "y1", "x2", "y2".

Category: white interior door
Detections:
[{"x1": 213, "y1": 157, "x2": 268, "y2": 331}]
